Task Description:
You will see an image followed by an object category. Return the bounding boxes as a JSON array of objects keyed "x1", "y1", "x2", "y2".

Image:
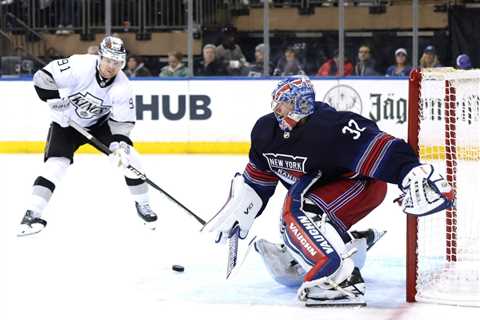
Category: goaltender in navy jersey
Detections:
[
  {"x1": 36, "y1": 54, "x2": 135, "y2": 128},
  {"x1": 205, "y1": 76, "x2": 453, "y2": 305},
  {"x1": 244, "y1": 101, "x2": 421, "y2": 211}
]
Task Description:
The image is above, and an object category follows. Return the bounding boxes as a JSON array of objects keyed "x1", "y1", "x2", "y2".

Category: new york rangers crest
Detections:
[{"x1": 263, "y1": 153, "x2": 308, "y2": 184}]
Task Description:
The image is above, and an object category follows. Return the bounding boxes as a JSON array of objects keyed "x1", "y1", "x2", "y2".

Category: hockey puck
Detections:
[{"x1": 172, "y1": 264, "x2": 185, "y2": 272}]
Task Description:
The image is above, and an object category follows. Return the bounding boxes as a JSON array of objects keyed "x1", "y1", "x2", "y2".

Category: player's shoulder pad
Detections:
[
  {"x1": 251, "y1": 113, "x2": 276, "y2": 136},
  {"x1": 110, "y1": 71, "x2": 133, "y2": 100},
  {"x1": 250, "y1": 113, "x2": 277, "y2": 149},
  {"x1": 61, "y1": 54, "x2": 97, "y2": 76},
  {"x1": 338, "y1": 110, "x2": 380, "y2": 131},
  {"x1": 113, "y1": 70, "x2": 131, "y2": 88},
  {"x1": 315, "y1": 100, "x2": 379, "y2": 131},
  {"x1": 68, "y1": 53, "x2": 97, "y2": 65},
  {"x1": 116, "y1": 69, "x2": 130, "y2": 83},
  {"x1": 306, "y1": 103, "x2": 342, "y2": 128}
]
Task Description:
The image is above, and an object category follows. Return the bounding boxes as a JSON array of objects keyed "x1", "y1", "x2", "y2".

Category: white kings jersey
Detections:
[{"x1": 43, "y1": 54, "x2": 135, "y2": 128}]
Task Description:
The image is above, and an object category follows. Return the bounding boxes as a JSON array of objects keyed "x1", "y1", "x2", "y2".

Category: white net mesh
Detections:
[{"x1": 416, "y1": 68, "x2": 480, "y2": 306}]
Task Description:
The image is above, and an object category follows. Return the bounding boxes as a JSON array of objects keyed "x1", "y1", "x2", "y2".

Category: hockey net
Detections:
[{"x1": 407, "y1": 68, "x2": 480, "y2": 306}]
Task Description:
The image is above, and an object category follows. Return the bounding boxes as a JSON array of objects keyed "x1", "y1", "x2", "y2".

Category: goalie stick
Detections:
[
  {"x1": 68, "y1": 120, "x2": 206, "y2": 226},
  {"x1": 226, "y1": 225, "x2": 240, "y2": 279},
  {"x1": 202, "y1": 176, "x2": 256, "y2": 279},
  {"x1": 227, "y1": 232, "x2": 257, "y2": 280}
]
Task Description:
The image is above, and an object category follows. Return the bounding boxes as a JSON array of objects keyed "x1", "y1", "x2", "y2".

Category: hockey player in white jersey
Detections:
[{"x1": 18, "y1": 36, "x2": 157, "y2": 236}]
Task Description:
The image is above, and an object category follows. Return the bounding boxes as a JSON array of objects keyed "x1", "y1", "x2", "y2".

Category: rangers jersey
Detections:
[
  {"x1": 243, "y1": 101, "x2": 421, "y2": 205},
  {"x1": 33, "y1": 54, "x2": 135, "y2": 128}
]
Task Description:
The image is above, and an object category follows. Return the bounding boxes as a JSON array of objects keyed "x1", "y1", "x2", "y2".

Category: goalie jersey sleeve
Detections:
[
  {"x1": 242, "y1": 126, "x2": 279, "y2": 216},
  {"x1": 327, "y1": 109, "x2": 420, "y2": 186}
]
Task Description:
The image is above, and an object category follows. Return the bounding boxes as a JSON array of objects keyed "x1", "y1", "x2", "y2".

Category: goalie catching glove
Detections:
[
  {"x1": 400, "y1": 164, "x2": 454, "y2": 216},
  {"x1": 203, "y1": 173, "x2": 263, "y2": 243}
]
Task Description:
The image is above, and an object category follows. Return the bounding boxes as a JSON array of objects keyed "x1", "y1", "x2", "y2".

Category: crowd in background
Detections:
[
  {"x1": 121, "y1": 39, "x2": 473, "y2": 79},
  {"x1": 96, "y1": 27, "x2": 473, "y2": 78},
  {"x1": 0, "y1": 25, "x2": 475, "y2": 77},
  {"x1": 1, "y1": 0, "x2": 478, "y2": 77}
]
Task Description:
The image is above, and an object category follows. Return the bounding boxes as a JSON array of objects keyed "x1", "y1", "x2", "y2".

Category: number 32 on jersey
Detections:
[{"x1": 342, "y1": 119, "x2": 366, "y2": 140}]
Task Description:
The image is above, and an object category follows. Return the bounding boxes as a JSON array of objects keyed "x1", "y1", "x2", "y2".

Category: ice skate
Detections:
[
  {"x1": 135, "y1": 202, "x2": 158, "y2": 229},
  {"x1": 17, "y1": 210, "x2": 47, "y2": 237},
  {"x1": 301, "y1": 267, "x2": 366, "y2": 307},
  {"x1": 351, "y1": 228, "x2": 387, "y2": 250}
]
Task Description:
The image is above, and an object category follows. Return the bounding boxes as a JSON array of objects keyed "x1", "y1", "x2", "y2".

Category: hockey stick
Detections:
[
  {"x1": 68, "y1": 120, "x2": 206, "y2": 226},
  {"x1": 201, "y1": 177, "x2": 249, "y2": 279},
  {"x1": 226, "y1": 233, "x2": 257, "y2": 280},
  {"x1": 226, "y1": 225, "x2": 240, "y2": 279}
]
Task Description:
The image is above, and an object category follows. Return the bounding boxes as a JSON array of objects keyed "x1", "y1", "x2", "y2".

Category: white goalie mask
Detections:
[{"x1": 99, "y1": 36, "x2": 127, "y2": 69}]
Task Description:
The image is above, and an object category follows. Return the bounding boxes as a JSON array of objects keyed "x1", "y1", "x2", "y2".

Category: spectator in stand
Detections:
[
  {"x1": 196, "y1": 44, "x2": 228, "y2": 76},
  {"x1": 317, "y1": 49, "x2": 353, "y2": 77},
  {"x1": 419, "y1": 45, "x2": 442, "y2": 69},
  {"x1": 56, "y1": 0, "x2": 79, "y2": 35},
  {"x1": 124, "y1": 56, "x2": 152, "y2": 77},
  {"x1": 38, "y1": 0, "x2": 54, "y2": 29},
  {"x1": 247, "y1": 43, "x2": 273, "y2": 77},
  {"x1": 354, "y1": 45, "x2": 378, "y2": 76},
  {"x1": 216, "y1": 25, "x2": 249, "y2": 76},
  {"x1": 159, "y1": 51, "x2": 188, "y2": 77},
  {"x1": 456, "y1": 54, "x2": 472, "y2": 70},
  {"x1": 87, "y1": 45, "x2": 99, "y2": 55},
  {"x1": 273, "y1": 47, "x2": 305, "y2": 76},
  {"x1": 385, "y1": 48, "x2": 412, "y2": 77}
]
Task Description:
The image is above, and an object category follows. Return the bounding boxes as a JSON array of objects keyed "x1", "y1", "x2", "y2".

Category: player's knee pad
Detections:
[{"x1": 40, "y1": 157, "x2": 70, "y2": 187}]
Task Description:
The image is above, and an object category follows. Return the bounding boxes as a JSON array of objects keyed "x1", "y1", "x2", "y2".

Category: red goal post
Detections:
[{"x1": 407, "y1": 67, "x2": 480, "y2": 306}]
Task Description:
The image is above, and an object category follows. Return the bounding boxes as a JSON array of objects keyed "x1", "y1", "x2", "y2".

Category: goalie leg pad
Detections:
[
  {"x1": 277, "y1": 174, "x2": 353, "y2": 280},
  {"x1": 280, "y1": 195, "x2": 354, "y2": 284},
  {"x1": 279, "y1": 176, "x2": 364, "y2": 304},
  {"x1": 254, "y1": 238, "x2": 305, "y2": 287}
]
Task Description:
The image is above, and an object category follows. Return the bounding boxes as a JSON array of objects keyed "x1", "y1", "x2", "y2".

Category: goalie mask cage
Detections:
[{"x1": 407, "y1": 68, "x2": 480, "y2": 306}]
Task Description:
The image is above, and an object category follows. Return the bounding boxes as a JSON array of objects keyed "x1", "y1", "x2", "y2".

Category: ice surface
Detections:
[{"x1": 1, "y1": 154, "x2": 478, "y2": 320}]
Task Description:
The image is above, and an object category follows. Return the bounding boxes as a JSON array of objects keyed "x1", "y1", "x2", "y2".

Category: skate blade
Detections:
[
  {"x1": 367, "y1": 230, "x2": 387, "y2": 251},
  {"x1": 17, "y1": 225, "x2": 45, "y2": 237},
  {"x1": 305, "y1": 297, "x2": 366, "y2": 307},
  {"x1": 143, "y1": 220, "x2": 158, "y2": 231}
]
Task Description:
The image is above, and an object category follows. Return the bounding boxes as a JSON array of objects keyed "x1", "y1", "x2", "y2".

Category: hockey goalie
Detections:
[{"x1": 204, "y1": 75, "x2": 454, "y2": 306}]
